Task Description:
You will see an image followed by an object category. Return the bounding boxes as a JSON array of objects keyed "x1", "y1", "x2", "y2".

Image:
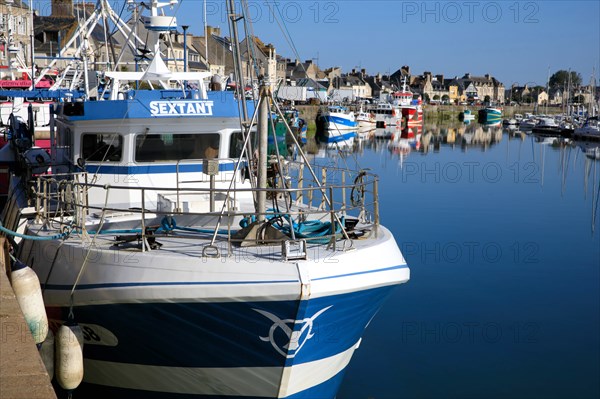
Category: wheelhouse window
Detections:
[
  {"x1": 135, "y1": 133, "x2": 220, "y2": 162},
  {"x1": 229, "y1": 131, "x2": 255, "y2": 158},
  {"x1": 81, "y1": 133, "x2": 123, "y2": 162}
]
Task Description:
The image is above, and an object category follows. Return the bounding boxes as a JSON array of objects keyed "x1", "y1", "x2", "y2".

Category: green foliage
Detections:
[{"x1": 549, "y1": 70, "x2": 582, "y2": 88}]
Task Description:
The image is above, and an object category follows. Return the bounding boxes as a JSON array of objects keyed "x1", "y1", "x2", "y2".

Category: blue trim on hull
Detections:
[
  {"x1": 322, "y1": 131, "x2": 356, "y2": 144},
  {"x1": 47, "y1": 284, "x2": 399, "y2": 397},
  {"x1": 324, "y1": 116, "x2": 358, "y2": 128},
  {"x1": 83, "y1": 161, "x2": 238, "y2": 175}
]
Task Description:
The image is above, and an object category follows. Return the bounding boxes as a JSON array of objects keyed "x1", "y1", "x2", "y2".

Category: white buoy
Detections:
[
  {"x1": 10, "y1": 260, "x2": 48, "y2": 345},
  {"x1": 39, "y1": 329, "x2": 54, "y2": 380},
  {"x1": 55, "y1": 321, "x2": 84, "y2": 391}
]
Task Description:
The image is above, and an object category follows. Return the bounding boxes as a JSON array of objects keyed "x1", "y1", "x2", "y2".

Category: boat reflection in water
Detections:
[{"x1": 388, "y1": 125, "x2": 422, "y2": 166}]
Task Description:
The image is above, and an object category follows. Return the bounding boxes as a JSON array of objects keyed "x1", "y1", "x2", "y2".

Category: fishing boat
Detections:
[
  {"x1": 459, "y1": 109, "x2": 475, "y2": 122},
  {"x1": 315, "y1": 105, "x2": 358, "y2": 146},
  {"x1": 368, "y1": 102, "x2": 402, "y2": 128},
  {"x1": 392, "y1": 77, "x2": 423, "y2": 125},
  {"x1": 0, "y1": 1, "x2": 409, "y2": 398},
  {"x1": 478, "y1": 106, "x2": 502, "y2": 124},
  {"x1": 356, "y1": 108, "x2": 376, "y2": 131}
]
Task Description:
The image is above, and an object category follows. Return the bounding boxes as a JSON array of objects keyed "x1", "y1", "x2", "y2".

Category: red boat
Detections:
[{"x1": 392, "y1": 78, "x2": 423, "y2": 125}]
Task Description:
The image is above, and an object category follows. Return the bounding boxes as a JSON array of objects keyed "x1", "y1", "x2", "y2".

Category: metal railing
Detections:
[{"x1": 31, "y1": 158, "x2": 381, "y2": 253}]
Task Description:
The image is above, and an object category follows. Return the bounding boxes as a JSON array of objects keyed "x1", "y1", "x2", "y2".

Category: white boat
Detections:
[
  {"x1": 0, "y1": 99, "x2": 53, "y2": 139},
  {"x1": 0, "y1": 2, "x2": 409, "y2": 398},
  {"x1": 460, "y1": 109, "x2": 475, "y2": 121},
  {"x1": 519, "y1": 117, "x2": 538, "y2": 131},
  {"x1": 315, "y1": 105, "x2": 358, "y2": 146},
  {"x1": 368, "y1": 102, "x2": 402, "y2": 128},
  {"x1": 573, "y1": 116, "x2": 600, "y2": 141},
  {"x1": 585, "y1": 146, "x2": 600, "y2": 159},
  {"x1": 356, "y1": 109, "x2": 376, "y2": 131}
]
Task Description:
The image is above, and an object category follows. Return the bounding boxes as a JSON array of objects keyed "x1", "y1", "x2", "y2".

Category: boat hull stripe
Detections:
[
  {"x1": 41, "y1": 264, "x2": 407, "y2": 291},
  {"x1": 85, "y1": 162, "x2": 237, "y2": 175},
  {"x1": 81, "y1": 343, "x2": 356, "y2": 397}
]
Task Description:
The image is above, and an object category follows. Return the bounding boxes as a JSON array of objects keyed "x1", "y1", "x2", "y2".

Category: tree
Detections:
[
  {"x1": 484, "y1": 95, "x2": 491, "y2": 103},
  {"x1": 549, "y1": 70, "x2": 582, "y2": 88},
  {"x1": 433, "y1": 94, "x2": 440, "y2": 100},
  {"x1": 441, "y1": 94, "x2": 450, "y2": 102}
]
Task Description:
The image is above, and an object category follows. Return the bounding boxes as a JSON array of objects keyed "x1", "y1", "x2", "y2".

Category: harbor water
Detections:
[{"x1": 337, "y1": 122, "x2": 599, "y2": 399}]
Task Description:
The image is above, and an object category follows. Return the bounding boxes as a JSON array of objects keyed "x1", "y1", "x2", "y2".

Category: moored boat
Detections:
[
  {"x1": 315, "y1": 105, "x2": 358, "y2": 146},
  {"x1": 0, "y1": 2, "x2": 409, "y2": 398},
  {"x1": 392, "y1": 77, "x2": 423, "y2": 125},
  {"x1": 532, "y1": 117, "x2": 562, "y2": 136},
  {"x1": 459, "y1": 109, "x2": 475, "y2": 121},
  {"x1": 478, "y1": 106, "x2": 502, "y2": 124},
  {"x1": 368, "y1": 101, "x2": 402, "y2": 128},
  {"x1": 573, "y1": 116, "x2": 600, "y2": 142},
  {"x1": 356, "y1": 109, "x2": 377, "y2": 131}
]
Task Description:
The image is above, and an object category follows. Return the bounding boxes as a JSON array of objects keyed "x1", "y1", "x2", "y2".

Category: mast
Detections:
[
  {"x1": 545, "y1": 66, "x2": 549, "y2": 115},
  {"x1": 204, "y1": 0, "x2": 208, "y2": 68},
  {"x1": 256, "y1": 83, "x2": 268, "y2": 221},
  {"x1": 226, "y1": 0, "x2": 249, "y2": 123},
  {"x1": 29, "y1": 0, "x2": 35, "y2": 90}
]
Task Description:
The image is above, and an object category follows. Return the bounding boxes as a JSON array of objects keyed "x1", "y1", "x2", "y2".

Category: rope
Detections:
[
  {"x1": 0, "y1": 220, "x2": 71, "y2": 241},
  {"x1": 68, "y1": 186, "x2": 110, "y2": 318}
]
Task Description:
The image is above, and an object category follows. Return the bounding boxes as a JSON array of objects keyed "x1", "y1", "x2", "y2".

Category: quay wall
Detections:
[{"x1": 0, "y1": 237, "x2": 57, "y2": 399}]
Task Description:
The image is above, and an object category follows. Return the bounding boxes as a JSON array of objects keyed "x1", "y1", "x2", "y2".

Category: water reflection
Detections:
[
  {"x1": 306, "y1": 121, "x2": 600, "y2": 167},
  {"x1": 305, "y1": 120, "x2": 600, "y2": 233}
]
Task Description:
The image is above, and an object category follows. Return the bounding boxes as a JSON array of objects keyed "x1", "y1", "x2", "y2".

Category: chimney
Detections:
[
  {"x1": 485, "y1": 74, "x2": 491, "y2": 80},
  {"x1": 206, "y1": 26, "x2": 221, "y2": 37},
  {"x1": 52, "y1": 0, "x2": 73, "y2": 17}
]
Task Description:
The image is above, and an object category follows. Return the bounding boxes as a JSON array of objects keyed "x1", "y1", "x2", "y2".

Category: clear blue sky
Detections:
[
  {"x1": 33, "y1": 0, "x2": 600, "y2": 86},
  {"x1": 178, "y1": 0, "x2": 600, "y2": 86}
]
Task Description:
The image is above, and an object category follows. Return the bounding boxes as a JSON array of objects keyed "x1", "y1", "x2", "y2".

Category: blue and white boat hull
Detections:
[{"x1": 20, "y1": 225, "x2": 408, "y2": 398}]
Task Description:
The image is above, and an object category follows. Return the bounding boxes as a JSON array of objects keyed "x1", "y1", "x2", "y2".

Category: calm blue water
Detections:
[{"x1": 337, "y1": 123, "x2": 600, "y2": 399}]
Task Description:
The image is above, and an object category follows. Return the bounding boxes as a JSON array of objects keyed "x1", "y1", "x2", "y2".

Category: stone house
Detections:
[{"x1": 0, "y1": 0, "x2": 33, "y2": 76}]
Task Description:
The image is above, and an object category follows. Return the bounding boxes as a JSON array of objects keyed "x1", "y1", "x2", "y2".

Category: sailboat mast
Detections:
[{"x1": 545, "y1": 66, "x2": 549, "y2": 114}]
